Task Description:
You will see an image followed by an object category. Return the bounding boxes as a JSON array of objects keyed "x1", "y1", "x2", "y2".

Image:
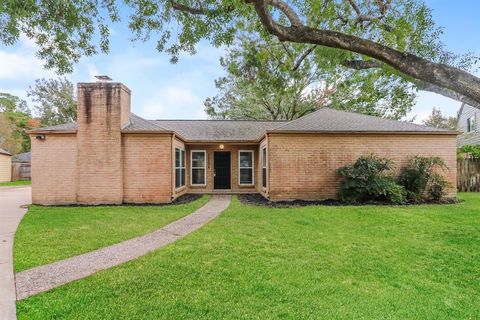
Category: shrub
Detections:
[
  {"x1": 399, "y1": 156, "x2": 450, "y2": 202},
  {"x1": 457, "y1": 145, "x2": 480, "y2": 159},
  {"x1": 336, "y1": 154, "x2": 406, "y2": 204}
]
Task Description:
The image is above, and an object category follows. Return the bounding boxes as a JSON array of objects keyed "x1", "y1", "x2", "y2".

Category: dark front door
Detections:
[{"x1": 214, "y1": 152, "x2": 231, "y2": 189}]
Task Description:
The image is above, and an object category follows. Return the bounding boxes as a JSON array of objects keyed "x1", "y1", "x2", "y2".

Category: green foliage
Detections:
[
  {"x1": 336, "y1": 154, "x2": 406, "y2": 204},
  {"x1": 0, "y1": 93, "x2": 33, "y2": 152},
  {"x1": 457, "y1": 145, "x2": 480, "y2": 159},
  {"x1": 206, "y1": 37, "x2": 416, "y2": 120},
  {"x1": 422, "y1": 107, "x2": 457, "y2": 130},
  {"x1": 0, "y1": 0, "x2": 474, "y2": 77},
  {"x1": 399, "y1": 156, "x2": 450, "y2": 202},
  {"x1": 27, "y1": 77, "x2": 77, "y2": 126}
]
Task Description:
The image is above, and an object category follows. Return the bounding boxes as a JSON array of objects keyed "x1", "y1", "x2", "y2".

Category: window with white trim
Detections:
[
  {"x1": 239, "y1": 151, "x2": 254, "y2": 185},
  {"x1": 467, "y1": 116, "x2": 476, "y2": 132},
  {"x1": 191, "y1": 150, "x2": 206, "y2": 185},
  {"x1": 261, "y1": 147, "x2": 267, "y2": 189},
  {"x1": 175, "y1": 147, "x2": 186, "y2": 188}
]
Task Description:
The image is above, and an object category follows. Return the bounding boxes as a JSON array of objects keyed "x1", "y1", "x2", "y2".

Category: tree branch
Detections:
[
  {"x1": 248, "y1": 0, "x2": 480, "y2": 106},
  {"x1": 292, "y1": 45, "x2": 316, "y2": 71}
]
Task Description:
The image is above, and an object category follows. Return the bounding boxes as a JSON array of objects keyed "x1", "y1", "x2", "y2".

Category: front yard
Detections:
[
  {"x1": 17, "y1": 193, "x2": 480, "y2": 319},
  {"x1": 14, "y1": 195, "x2": 210, "y2": 272}
]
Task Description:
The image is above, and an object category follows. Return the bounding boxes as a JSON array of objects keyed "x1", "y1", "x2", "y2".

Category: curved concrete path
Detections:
[
  {"x1": 0, "y1": 186, "x2": 31, "y2": 320},
  {"x1": 15, "y1": 195, "x2": 231, "y2": 301}
]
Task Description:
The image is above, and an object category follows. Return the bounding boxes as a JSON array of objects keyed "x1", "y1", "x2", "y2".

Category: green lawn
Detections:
[
  {"x1": 14, "y1": 195, "x2": 210, "y2": 272},
  {"x1": 0, "y1": 180, "x2": 31, "y2": 186},
  {"x1": 17, "y1": 194, "x2": 480, "y2": 319}
]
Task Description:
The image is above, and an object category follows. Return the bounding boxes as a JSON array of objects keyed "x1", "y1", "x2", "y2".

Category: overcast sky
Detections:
[{"x1": 0, "y1": 0, "x2": 479, "y2": 122}]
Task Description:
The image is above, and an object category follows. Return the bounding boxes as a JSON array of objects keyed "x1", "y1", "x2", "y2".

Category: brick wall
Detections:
[
  {"x1": 31, "y1": 134, "x2": 77, "y2": 205},
  {"x1": 123, "y1": 134, "x2": 172, "y2": 203},
  {"x1": 267, "y1": 133, "x2": 457, "y2": 201},
  {"x1": 76, "y1": 83, "x2": 130, "y2": 204}
]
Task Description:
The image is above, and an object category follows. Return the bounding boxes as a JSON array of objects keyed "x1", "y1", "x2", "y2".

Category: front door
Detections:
[{"x1": 214, "y1": 152, "x2": 231, "y2": 189}]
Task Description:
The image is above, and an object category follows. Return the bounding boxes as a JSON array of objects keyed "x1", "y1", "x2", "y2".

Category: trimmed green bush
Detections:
[
  {"x1": 399, "y1": 156, "x2": 450, "y2": 202},
  {"x1": 336, "y1": 154, "x2": 406, "y2": 204}
]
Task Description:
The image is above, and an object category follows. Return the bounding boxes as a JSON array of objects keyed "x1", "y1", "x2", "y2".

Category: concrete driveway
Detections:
[{"x1": 0, "y1": 186, "x2": 31, "y2": 320}]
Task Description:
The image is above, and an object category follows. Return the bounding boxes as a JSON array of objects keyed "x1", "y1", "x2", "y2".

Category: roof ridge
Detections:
[
  {"x1": 130, "y1": 113, "x2": 169, "y2": 131},
  {"x1": 152, "y1": 119, "x2": 288, "y2": 122},
  {"x1": 271, "y1": 108, "x2": 324, "y2": 131},
  {"x1": 320, "y1": 107, "x2": 450, "y2": 131}
]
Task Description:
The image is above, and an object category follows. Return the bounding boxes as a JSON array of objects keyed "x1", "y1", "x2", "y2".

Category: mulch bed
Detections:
[
  {"x1": 238, "y1": 193, "x2": 459, "y2": 208},
  {"x1": 171, "y1": 193, "x2": 203, "y2": 205}
]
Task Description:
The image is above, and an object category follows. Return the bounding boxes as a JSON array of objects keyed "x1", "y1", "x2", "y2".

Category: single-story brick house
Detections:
[{"x1": 30, "y1": 81, "x2": 458, "y2": 205}]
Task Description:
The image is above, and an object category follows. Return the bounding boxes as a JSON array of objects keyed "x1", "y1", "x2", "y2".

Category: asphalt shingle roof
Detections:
[
  {"x1": 152, "y1": 120, "x2": 285, "y2": 141},
  {"x1": 12, "y1": 152, "x2": 31, "y2": 162},
  {"x1": 272, "y1": 108, "x2": 449, "y2": 133},
  {"x1": 31, "y1": 108, "x2": 454, "y2": 142},
  {"x1": 0, "y1": 148, "x2": 11, "y2": 156}
]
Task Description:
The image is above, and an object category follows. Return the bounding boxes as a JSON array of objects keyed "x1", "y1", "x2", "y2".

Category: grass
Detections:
[
  {"x1": 14, "y1": 195, "x2": 210, "y2": 272},
  {"x1": 0, "y1": 180, "x2": 31, "y2": 186},
  {"x1": 17, "y1": 193, "x2": 480, "y2": 319}
]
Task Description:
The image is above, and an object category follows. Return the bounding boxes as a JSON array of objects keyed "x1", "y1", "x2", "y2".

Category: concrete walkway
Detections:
[
  {"x1": 16, "y1": 194, "x2": 231, "y2": 301},
  {"x1": 0, "y1": 186, "x2": 31, "y2": 320}
]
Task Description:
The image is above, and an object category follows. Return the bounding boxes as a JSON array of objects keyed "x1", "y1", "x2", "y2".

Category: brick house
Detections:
[{"x1": 30, "y1": 81, "x2": 458, "y2": 205}]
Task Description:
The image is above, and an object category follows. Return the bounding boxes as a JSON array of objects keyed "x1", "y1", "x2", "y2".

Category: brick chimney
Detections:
[{"x1": 76, "y1": 82, "x2": 131, "y2": 204}]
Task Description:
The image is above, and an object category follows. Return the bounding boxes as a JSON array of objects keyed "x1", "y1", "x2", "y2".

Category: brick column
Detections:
[{"x1": 76, "y1": 82, "x2": 131, "y2": 204}]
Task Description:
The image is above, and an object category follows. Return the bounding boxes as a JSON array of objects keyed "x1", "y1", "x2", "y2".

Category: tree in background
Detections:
[
  {"x1": 422, "y1": 107, "x2": 457, "y2": 130},
  {"x1": 1, "y1": 0, "x2": 480, "y2": 108},
  {"x1": 27, "y1": 78, "x2": 77, "y2": 126},
  {"x1": 206, "y1": 38, "x2": 415, "y2": 120},
  {"x1": 0, "y1": 93, "x2": 36, "y2": 152},
  {"x1": 0, "y1": 113, "x2": 23, "y2": 154}
]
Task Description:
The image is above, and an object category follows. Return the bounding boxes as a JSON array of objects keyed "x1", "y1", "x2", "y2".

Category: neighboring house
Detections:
[
  {"x1": 457, "y1": 103, "x2": 480, "y2": 146},
  {"x1": 12, "y1": 152, "x2": 31, "y2": 181},
  {"x1": 0, "y1": 148, "x2": 12, "y2": 183},
  {"x1": 29, "y1": 81, "x2": 458, "y2": 205}
]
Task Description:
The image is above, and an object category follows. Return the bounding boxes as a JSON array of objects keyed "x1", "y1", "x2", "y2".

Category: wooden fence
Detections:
[
  {"x1": 11, "y1": 162, "x2": 31, "y2": 181},
  {"x1": 457, "y1": 159, "x2": 480, "y2": 192}
]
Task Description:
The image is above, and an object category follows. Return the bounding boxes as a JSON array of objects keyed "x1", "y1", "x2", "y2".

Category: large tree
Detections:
[
  {"x1": 1, "y1": 0, "x2": 479, "y2": 106},
  {"x1": 206, "y1": 37, "x2": 415, "y2": 120},
  {"x1": 0, "y1": 93, "x2": 35, "y2": 152},
  {"x1": 27, "y1": 78, "x2": 77, "y2": 126}
]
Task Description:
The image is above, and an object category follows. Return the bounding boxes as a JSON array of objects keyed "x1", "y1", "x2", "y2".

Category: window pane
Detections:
[
  {"x1": 240, "y1": 168, "x2": 253, "y2": 184},
  {"x1": 262, "y1": 148, "x2": 266, "y2": 167},
  {"x1": 175, "y1": 168, "x2": 181, "y2": 188},
  {"x1": 181, "y1": 168, "x2": 186, "y2": 186},
  {"x1": 192, "y1": 168, "x2": 205, "y2": 185},
  {"x1": 192, "y1": 152, "x2": 205, "y2": 168},
  {"x1": 175, "y1": 148, "x2": 180, "y2": 167},
  {"x1": 181, "y1": 150, "x2": 186, "y2": 167},
  {"x1": 239, "y1": 152, "x2": 252, "y2": 168},
  {"x1": 262, "y1": 168, "x2": 267, "y2": 188}
]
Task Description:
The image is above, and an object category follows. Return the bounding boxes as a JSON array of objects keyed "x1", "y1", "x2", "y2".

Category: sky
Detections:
[{"x1": 0, "y1": 0, "x2": 479, "y2": 122}]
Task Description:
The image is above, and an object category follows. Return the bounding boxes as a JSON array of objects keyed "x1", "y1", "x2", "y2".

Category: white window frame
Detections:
[
  {"x1": 190, "y1": 150, "x2": 207, "y2": 186},
  {"x1": 261, "y1": 146, "x2": 267, "y2": 190},
  {"x1": 238, "y1": 150, "x2": 254, "y2": 186},
  {"x1": 175, "y1": 147, "x2": 186, "y2": 189},
  {"x1": 467, "y1": 116, "x2": 476, "y2": 132}
]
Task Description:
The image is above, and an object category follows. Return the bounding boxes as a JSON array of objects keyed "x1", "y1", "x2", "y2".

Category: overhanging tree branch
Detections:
[{"x1": 248, "y1": 0, "x2": 480, "y2": 106}]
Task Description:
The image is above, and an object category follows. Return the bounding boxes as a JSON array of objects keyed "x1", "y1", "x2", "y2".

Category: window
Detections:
[
  {"x1": 239, "y1": 151, "x2": 254, "y2": 185},
  {"x1": 261, "y1": 147, "x2": 267, "y2": 189},
  {"x1": 467, "y1": 116, "x2": 476, "y2": 132},
  {"x1": 191, "y1": 150, "x2": 206, "y2": 185},
  {"x1": 175, "y1": 147, "x2": 186, "y2": 188}
]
